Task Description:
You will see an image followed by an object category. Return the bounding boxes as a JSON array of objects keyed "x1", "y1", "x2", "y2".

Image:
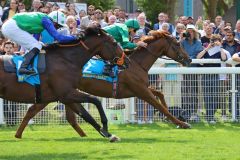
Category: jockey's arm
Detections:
[{"x1": 41, "y1": 17, "x2": 76, "y2": 43}]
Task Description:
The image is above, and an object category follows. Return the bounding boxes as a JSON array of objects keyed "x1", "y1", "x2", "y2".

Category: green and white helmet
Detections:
[{"x1": 48, "y1": 11, "x2": 66, "y2": 27}]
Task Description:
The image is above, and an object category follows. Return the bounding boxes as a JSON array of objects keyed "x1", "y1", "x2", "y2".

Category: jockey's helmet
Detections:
[
  {"x1": 125, "y1": 19, "x2": 140, "y2": 30},
  {"x1": 48, "y1": 11, "x2": 66, "y2": 27}
]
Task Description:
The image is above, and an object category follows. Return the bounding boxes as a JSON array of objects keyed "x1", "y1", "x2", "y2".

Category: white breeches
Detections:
[{"x1": 1, "y1": 19, "x2": 42, "y2": 51}]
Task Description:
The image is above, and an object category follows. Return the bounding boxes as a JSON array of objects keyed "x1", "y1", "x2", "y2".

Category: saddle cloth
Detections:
[
  {"x1": 82, "y1": 59, "x2": 118, "y2": 82},
  {"x1": 2, "y1": 53, "x2": 46, "y2": 85},
  {"x1": 3, "y1": 53, "x2": 46, "y2": 73}
]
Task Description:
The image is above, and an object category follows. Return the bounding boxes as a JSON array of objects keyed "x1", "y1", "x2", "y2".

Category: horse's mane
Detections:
[{"x1": 141, "y1": 30, "x2": 170, "y2": 44}]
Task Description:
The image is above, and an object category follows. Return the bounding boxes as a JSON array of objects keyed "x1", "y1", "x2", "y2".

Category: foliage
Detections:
[
  {"x1": 135, "y1": 0, "x2": 177, "y2": 24},
  {"x1": 84, "y1": 0, "x2": 115, "y2": 11},
  {"x1": 202, "y1": 0, "x2": 234, "y2": 21},
  {"x1": 0, "y1": 123, "x2": 240, "y2": 160}
]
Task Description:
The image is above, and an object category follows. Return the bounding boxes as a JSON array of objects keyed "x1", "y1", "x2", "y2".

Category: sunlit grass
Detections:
[{"x1": 0, "y1": 123, "x2": 240, "y2": 160}]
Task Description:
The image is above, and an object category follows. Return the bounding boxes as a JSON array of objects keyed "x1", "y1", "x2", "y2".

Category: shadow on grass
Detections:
[{"x1": 0, "y1": 153, "x2": 88, "y2": 160}]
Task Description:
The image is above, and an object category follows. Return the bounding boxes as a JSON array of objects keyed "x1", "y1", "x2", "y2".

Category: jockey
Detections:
[
  {"x1": 103, "y1": 19, "x2": 147, "y2": 50},
  {"x1": 1, "y1": 11, "x2": 77, "y2": 75},
  {"x1": 102, "y1": 19, "x2": 147, "y2": 77}
]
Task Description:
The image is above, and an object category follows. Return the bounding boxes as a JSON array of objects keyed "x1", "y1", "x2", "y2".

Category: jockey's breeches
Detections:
[{"x1": 1, "y1": 19, "x2": 42, "y2": 51}]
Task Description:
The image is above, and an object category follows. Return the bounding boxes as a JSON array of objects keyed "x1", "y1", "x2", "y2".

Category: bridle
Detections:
[
  {"x1": 163, "y1": 36, "x2": 187, "y2": 63},
  {"x1": 101, "y1": 32, "x2": 127, "y2": 66}
]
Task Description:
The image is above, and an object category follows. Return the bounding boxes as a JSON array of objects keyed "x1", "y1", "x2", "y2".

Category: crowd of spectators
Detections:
[{"x1": 0, "y1": 0, "x2": 240, "y2": 124}]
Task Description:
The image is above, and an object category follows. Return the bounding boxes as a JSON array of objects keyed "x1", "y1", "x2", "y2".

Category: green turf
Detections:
[{"x1": 0, "y1": 123, "x2": 240, "y2": 160}]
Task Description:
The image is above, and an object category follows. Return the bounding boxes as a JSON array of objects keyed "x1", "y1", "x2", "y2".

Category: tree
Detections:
[
  {"x1": 202, "y1": 0, "x2": 234, "y2": 21},
  {"x1": 135, "y1": 0, "x2": 177, "y2": 24}
]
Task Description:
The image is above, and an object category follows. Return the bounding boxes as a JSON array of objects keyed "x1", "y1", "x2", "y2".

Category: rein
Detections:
[{"x1": 57, "y1": 40, "x2": 89, "y2": 50}]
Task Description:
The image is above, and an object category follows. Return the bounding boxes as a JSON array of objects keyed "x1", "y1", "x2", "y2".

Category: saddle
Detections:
[{"x1": 2, "y1": 53, "x2": 46, "y2": 73}]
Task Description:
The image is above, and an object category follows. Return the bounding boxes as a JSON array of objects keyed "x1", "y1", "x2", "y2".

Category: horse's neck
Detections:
[
  {"x1": 47, "y1": 47, "x2": 94, "y2": 69},
  {"x1": 130, "y1": 47, "x2": 161, "y2": 72}
]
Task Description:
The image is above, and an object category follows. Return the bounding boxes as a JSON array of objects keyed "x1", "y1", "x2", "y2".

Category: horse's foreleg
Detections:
[
  {"x1": 133, "y1": 86, "x2": 190, "y2": 128},
  {"x1": 149, "y1": 87, "x2": 168, "y2": 109},
  {"x1": 15, "y1": 103, "x2": 47, "y2": 139},
  {"x1": 65, "y1": 106, "x2": 87, "y2": 137}
]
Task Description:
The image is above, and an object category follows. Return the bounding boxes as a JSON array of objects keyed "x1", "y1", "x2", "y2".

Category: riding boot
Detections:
[{"x1": 19, "y1": 48, "x2": 40, "y2": 75}]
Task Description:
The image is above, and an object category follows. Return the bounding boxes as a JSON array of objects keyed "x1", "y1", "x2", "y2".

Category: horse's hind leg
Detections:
[
  {"x1": 15, "y1": 103, "x2": 47, "y2": 139},
  {"x1": 149, "y1": 87, "x2": 168, "y2": 109},
  {"x1": 65, "y1": 106, "x2": 87, "y2": 137},
  {"x1": 62, "y1": 90, "x2": 119, "y2": 142}
]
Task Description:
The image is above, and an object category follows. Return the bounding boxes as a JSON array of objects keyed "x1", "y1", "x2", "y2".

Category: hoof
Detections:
[
  {"x1": 15, "y1": 134, "x2": 22, "y2": 139},
  {"x1": 109, "y1": 135, "x2": 121, "y2": 142},
  {"x1": 177, "y1": 122, "x2": 191, "y2": 129},
  {"x1": 80, "y1": 133, "x2": 87, "y2": 137}
]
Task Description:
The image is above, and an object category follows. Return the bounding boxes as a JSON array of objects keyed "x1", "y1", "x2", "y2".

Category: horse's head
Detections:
[
  {"x1": 80, "y1": 25, "x2": 126, "y2": 66},
  {"x1": 145, "y1": 30, "x2": 192, "y2": 66}
]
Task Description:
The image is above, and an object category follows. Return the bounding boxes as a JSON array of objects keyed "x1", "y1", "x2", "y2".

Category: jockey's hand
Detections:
[
  {"x1": 136, "y1": 41, "x2": 148, "y2": 48},
  {"x1": 77, "y1": 32, "x2": 86, "y2": 40}
]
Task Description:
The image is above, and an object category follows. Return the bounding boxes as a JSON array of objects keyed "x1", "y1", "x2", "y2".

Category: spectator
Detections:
[
  {"x1": 108, "y1": 15, "x2": 116, "y2": 25},
  {"x1": 79, "y1": 9, "x2": 86, "y2": 20},
  {"x1": 187, "y1": 16, "x2": 194, "y2": 24},
  {"x1": 222, "y1": 30, "x2": 240, "y2": 117},
  {"x1": 197, "y1": 34, "x2": 228, "y2": 123},
  {"x1": 160, "y1": 22, "x2": 169, "y2": 33},
  {"x1": 68, "y1": 3, "x2": 77, "y2": 16},
  {"x1": 153, "y1": 12, "x2": 165, "y2": 30},
  {"x1": 179, "y1": 16, "x2": 188, "y2": 26},
  {"x1": 17, "y1": 1, "x2": 25, "y2": 13},
  {"x1": 87, "y1": 4, "x2": 95, "y2": 15},
  {"x1": 52, "y1": 2, "x2": 59, "y2": 11},
  {"x1": 118, "y1": 9, "x2": 126, "y2": 23},
  {"x1": 1, "y1": 0, "x2": 19, "y2": 23},
  {"x1": 136, "y1": 13, "x2": 151, "y2": 37},
  {"x1": 1, "y1": 40, "x2": 15, "y2": 55},
  {"x1": 222, "y1": 30, "x2": 240, "y2": 56},
  {"x1": 2, "y1": 41, "x2": 18, "y2": 126},
  {"x1": 113, "y1": 7, "x2": 120, "y2": 20},
  {"x1": 234, "y1": 20, "x2": 240, "y2": 41},
  {"x1": 66, "y1": 15, "x2": 80, "y2": 35},
  {"x1": 198, "y1": 20, "x2": 210, "y2": 37},
  {"x1": 172, "y1": 23, "x2": 185, "y2": 41},
  {"x1": 93, "y1": 9, "x2": 108, "y2": 28},
  {"x1": 213, "y1": 15, "x2": 224, "y2": 34},
  {"x1": 164, "y1": 13, "x2": 175, "y2": 33},
  {"x1": 30, "y1": 0, "x2": 41, "y2": 12},
  {"x1": 134, "y1": 8, "x2": 142, "y2": 19},
  {"x1": 181, "y1": 24, "x2": 203, "y2": 121},
  {"x1": 201, "y1": 24, "x2": 213, "y2": 48}
]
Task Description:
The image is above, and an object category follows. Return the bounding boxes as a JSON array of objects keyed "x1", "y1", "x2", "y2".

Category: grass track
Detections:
[{"x1": 0, "y1": 123, "x2": 240, "y2": 160}]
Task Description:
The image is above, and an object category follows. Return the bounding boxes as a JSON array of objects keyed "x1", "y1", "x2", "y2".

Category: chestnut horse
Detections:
[
  {"x1": 16, "y1": 30, "x2": 192, "y2": 139},
  {"x1": 0, "y1": 26, "x2": 124, "y2": 140}
]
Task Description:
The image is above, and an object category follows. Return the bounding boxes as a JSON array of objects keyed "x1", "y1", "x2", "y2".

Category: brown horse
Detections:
[
  {"x1": 16, "y1": 30, "x2": 192, "y2": 139},
  {"x1": 0, "y1": 26, "x2": 124, "y2": 140}
]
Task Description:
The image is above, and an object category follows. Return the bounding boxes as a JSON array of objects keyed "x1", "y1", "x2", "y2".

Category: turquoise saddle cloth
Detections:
[
  {"x1": 82, "y1": 59, "x2": 118, "y2": 82},
  {"x1": 12, "y1": 55, "x2": 40, "y2": 85}
]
